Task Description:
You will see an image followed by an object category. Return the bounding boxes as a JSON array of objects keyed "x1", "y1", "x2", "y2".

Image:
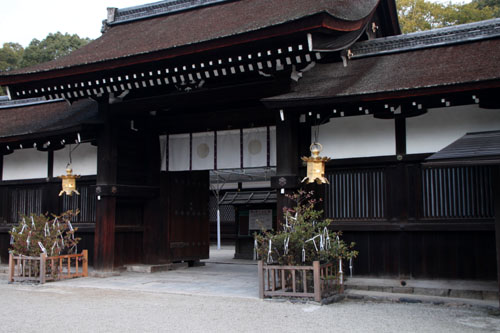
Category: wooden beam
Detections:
[{"x1": 93, "y1": 184, "x2": 159, "y2": 198}]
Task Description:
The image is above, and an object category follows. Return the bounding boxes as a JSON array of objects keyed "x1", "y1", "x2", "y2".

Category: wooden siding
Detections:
[
  {"x1": 324, "y1": 161, "x2": 496, "y2": 279},
  {"x1": 343, "y1": 231, "x2": 497, "y2": 279}
]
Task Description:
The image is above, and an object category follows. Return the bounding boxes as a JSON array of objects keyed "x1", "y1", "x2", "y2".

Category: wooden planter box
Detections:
[
  {"x1": 8, "y1": 250, "x2": 88, "y2": 284},
  {"x1": 258, "y1": 260, "x2": 343, "y2": 302}
]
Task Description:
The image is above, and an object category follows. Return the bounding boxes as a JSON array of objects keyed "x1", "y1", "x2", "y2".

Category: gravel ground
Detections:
[{"x1": 1, "y1": 282, "x2": 499, "y2": 332}]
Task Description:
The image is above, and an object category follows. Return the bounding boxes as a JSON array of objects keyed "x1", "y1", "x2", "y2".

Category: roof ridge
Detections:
[
  {"x1": 0, "y1": 97, "x2": 63, "y2": 109},
  {"x1": 351, "y1": 18, "x2": 500, "y2": 58},
  {"x1": 107, "y1": 0, "x2": 237, "y2": 26}
]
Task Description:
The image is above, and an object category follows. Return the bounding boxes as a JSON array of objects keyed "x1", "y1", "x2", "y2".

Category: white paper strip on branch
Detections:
[
  {"x1": 217, "y1": 129, "x2": 241, "y2": 169},
  {"x1": 159, "y1": 135, "x2": 167, "y2": 171},
  {"x1": 243, "y1": 127, "x2": 267, "y2": 168},
  {"x1": 269, "y1": 126, "x2": 277, "y2": 166},
  {"x1": 192, "y1": 132, "x2": 214, "y2": 170},
  {"x1": 53, "y1": 142, "x2": 97, "y2": 176},
  {"x1": 168, "y1": 133, "x2": 190, "y2": 171}
]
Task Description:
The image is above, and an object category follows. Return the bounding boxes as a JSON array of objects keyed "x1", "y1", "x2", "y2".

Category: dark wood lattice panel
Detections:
[
  {"x1": 421, "y1": 166, "x2": 493, "y2": 219},
  {"x1": 325, "y1": 168, "x2": 386, "y2": 221}
]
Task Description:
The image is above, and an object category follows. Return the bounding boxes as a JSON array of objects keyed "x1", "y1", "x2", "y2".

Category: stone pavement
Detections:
[{"x1": 0, "y1": 245, "x2": 498, "y2": 309}]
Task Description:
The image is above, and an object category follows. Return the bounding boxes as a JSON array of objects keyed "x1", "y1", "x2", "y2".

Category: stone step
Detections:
[
  {"x1": 124, "y1": 262, "x2": 191, "y2": 273},
  {"x1": 345, "y1": 278, "x2": 498, "y2": 301},
  {"x1": 125, "y1": 263, "x2": 173, "y2": 273}
]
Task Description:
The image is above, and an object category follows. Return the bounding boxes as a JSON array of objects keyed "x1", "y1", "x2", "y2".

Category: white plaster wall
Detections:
[
  {"x1": 217, "y1": 130, "x2": 241, "y2": 169},
  {"x1": 53, "y1": 143, "x2": 97, "y2": 176},
  {"x1": 243, "y1": 127, "x2": 267, "y2": 168},
  {"x1": 2, "y1": 148, "x2": 48, "y2": 180},
  {"x1": 317, "y1": 115, "x2": 395, "y2": 159},
  {"x1": 168, "y1": 133, "x2": 190, "y2": 171},
  {"x1": 407, "y1": 105, "x2": 500, "y2": 154}
]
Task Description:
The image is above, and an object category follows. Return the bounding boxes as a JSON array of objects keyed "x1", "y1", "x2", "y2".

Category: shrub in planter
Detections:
[
  {"x1": 255, "y1": 191, "x2": 358, "y2": 301},
  {"x1": 255, "y1": 190, "x2": 357, "y2": 269},
  {"x1": 9, "y1": 210, "x2": 81, "y2": 257},
  {"x1": 9, "y1": 210, "x2": 81, "y2": 278}
]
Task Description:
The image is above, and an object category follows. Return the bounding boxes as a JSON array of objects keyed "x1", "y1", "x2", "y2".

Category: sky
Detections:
[{"x1": 0, "y1": 0, "x2": 474, "y2": 47}]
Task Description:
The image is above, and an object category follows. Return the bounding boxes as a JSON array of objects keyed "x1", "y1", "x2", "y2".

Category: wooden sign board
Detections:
[{"x1": 249, "y1": 209, "x2": 273, "y2": 230}]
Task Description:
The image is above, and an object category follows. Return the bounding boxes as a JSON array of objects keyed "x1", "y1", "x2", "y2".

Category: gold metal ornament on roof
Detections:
[
  {"x1": 59, "y1": 165, "x2": 80, "y2": 196},
  {"x1": 301, "y1": 142, "x2": 331, "y2": 184}
]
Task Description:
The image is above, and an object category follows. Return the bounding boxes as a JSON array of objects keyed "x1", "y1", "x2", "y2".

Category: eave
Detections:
[{"x1": 0, "y1": 12, "x2": 371, "y2": 87}]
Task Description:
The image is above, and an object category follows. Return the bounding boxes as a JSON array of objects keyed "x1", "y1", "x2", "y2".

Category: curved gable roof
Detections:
[{"x1": 0, "y1": 0, "x2": 379, "y2": 83}]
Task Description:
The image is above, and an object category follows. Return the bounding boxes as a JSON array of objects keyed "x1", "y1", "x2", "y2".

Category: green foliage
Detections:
[
  {"x1": 397, "y1": 0, "x2": 498, "y2": 33},
  {"x1": 0, "y1": 32, "x2": 91, "y2": 95},
  {"x1": 0, "y1": 42, "x2": 23, "y2": 72},
  {"x1": 9, "y1": 210, "x2": 81, "y2": 257},
  {"x1": 20, "y1": 32, "x2": 91, "y2": 68},
  {"x1": 473, "y1": 0, "x2": 500, "y2": 15},
  {"x1": 254, "y1": 191, "x2": 358, "y2": 266}
]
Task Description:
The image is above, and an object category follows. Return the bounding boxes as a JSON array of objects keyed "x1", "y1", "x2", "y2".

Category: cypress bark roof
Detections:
[
  {"x1": 426, "y1": 131, "x2": 500, "y2": 166},
  {"x1": 0, "y1": 0, "x2": 380, "y2": 82},
  {"x1": 0, "y1": 98, "x2": 98, "y2": 140},
  {"x1": 263, "y1": 20, "x2": 500, "y2": 107}
]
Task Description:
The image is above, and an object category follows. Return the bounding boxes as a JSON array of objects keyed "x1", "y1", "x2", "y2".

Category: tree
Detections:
[
  {"x1": 473, "y1": 0, "x2": 500, "y2": 15},
  {"x1": 20, "y1": 32, "x2": 91, "y2": 68},
  {"x1": 0, "y1": 42, "x2": 23, "y2": 72},
  {"x1": 0, "y1": 42, "x2": 24, "y2": 95},
  {"x1": 397, "y1": 0, "x2": 498, "y2": 33},
  {"x1": 0, "y1": 32, "x2": 91, "y2": 95}
]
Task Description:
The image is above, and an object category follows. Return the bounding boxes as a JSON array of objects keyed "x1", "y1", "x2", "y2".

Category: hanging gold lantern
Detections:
[
  {"x1": 301, "y1": 142, "x2": 331, "y2": 184},
  {"x1": 58, "y1": 165, "x2": 80, "y2": 196}
]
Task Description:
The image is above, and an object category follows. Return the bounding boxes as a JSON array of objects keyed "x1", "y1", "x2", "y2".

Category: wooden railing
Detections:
[
  {"x1": 258, "y1": 261, "x2": 342, "y2": 302},
  {"x1": 8, "y1": 250, "x2": 88, "y2": 284}
]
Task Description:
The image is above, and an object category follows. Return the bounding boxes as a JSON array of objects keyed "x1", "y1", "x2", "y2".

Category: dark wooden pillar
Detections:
[
  {"x1": 271, "y1": 109, "x2": 301, "y2": 228},
  {"x1": 395, "y1": 116, "x2": 406, "y2": 157},
  {"x1": 142, "y1": 120, "x2": 163, "y2": 264},
  {"x1": 395, "y1": 115, "x2": 410, "y2": 278},
  {"x1": 47, "y1": 150, "x2": 54, "y2": 179},
  {"x1": 493, "y1": 166, "x2": 500, "y2": 308},
  {"x1": 94, "y1": 102, "x2": 118, "y2": 271}
]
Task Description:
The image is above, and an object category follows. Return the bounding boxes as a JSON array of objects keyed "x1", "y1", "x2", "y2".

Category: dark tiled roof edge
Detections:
[
  {"x1": 0, "y1": 97, "x2": 63, "y2": 109},
  {"x1": 108, "y1": 0, "x2": 236, "y2": 26},
  {"x1": 351, "y1": 18, "x2": 500, "y2": 58}
]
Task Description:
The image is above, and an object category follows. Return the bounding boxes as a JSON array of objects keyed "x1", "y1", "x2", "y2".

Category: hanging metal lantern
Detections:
[
  {"x1": 301, "y1": 142, "x2": 330, "y2": 184},
  {"x1": 58, "y1": 165, "x2": 80, "y2": 196}
]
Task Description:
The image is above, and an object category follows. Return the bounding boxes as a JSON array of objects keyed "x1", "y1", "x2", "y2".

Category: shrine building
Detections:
[{"x1": 0, "y1": 0, "x2": 499, "y2": 285}]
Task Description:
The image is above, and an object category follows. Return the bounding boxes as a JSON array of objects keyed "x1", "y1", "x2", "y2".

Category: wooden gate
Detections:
[{"x1": 164, "y1": 171, "x2": 209, "y2": 262}]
